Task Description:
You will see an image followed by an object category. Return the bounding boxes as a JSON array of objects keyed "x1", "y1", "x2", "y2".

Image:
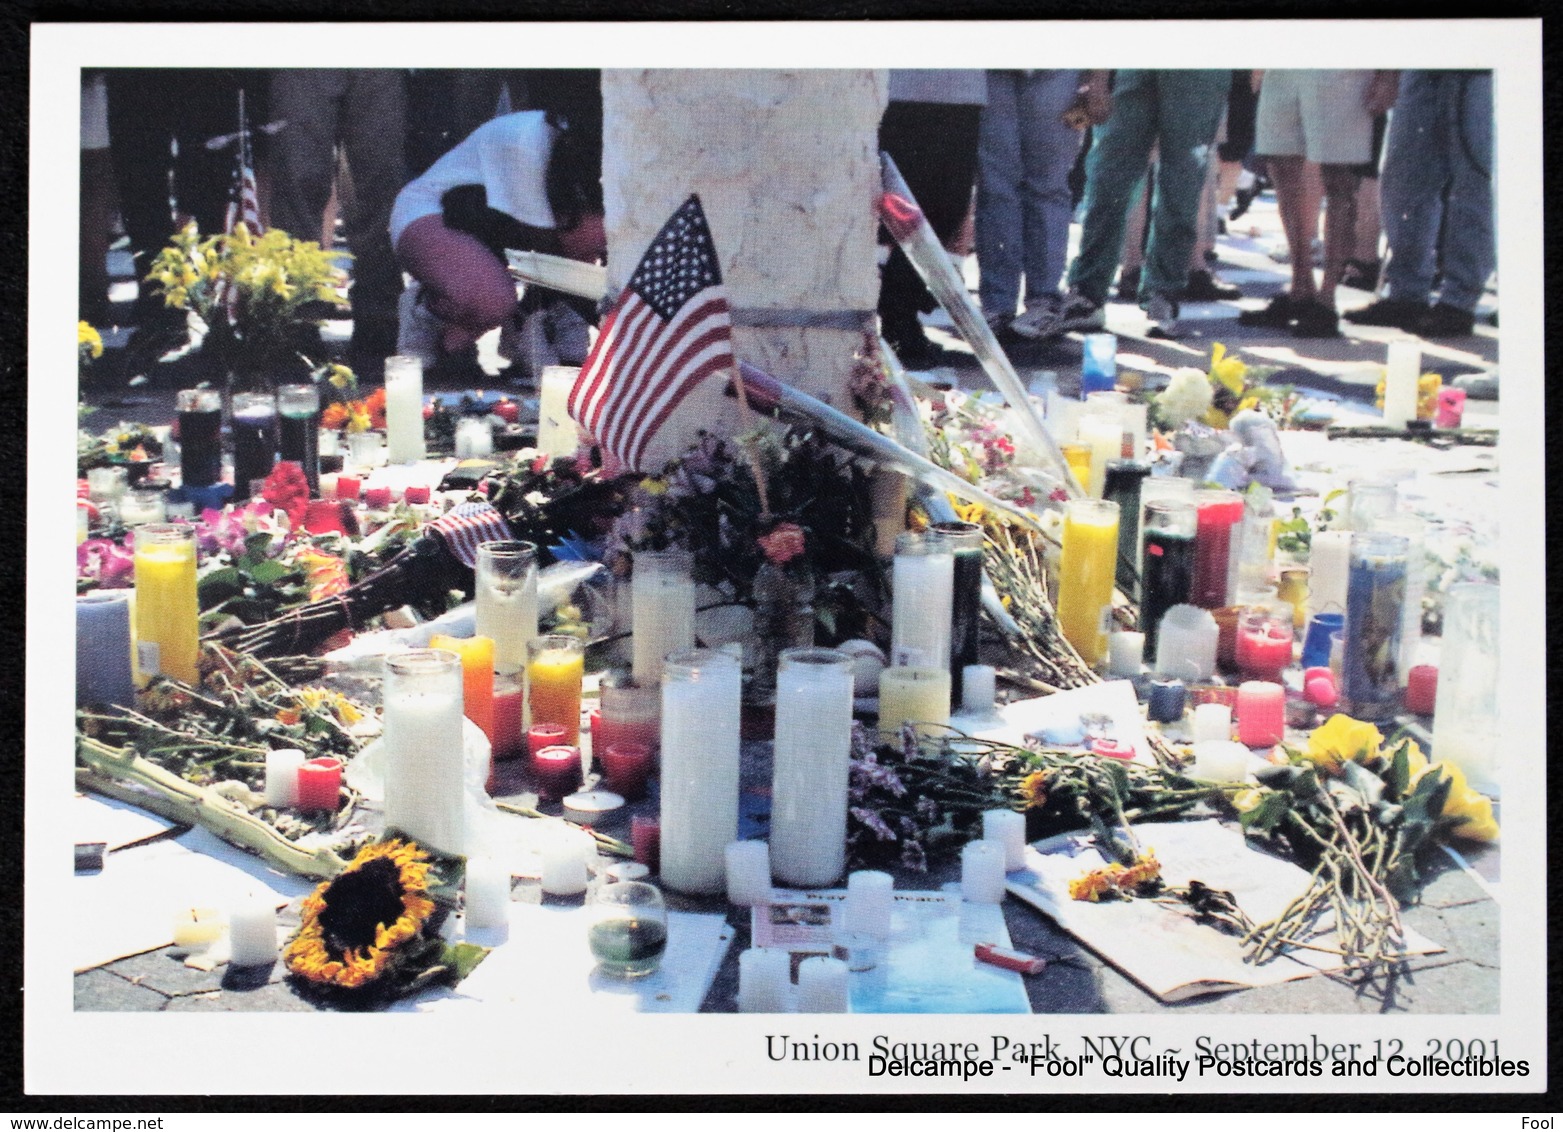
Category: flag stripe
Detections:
[
  {"x1": 612, "y1": 324, "x2": 733, "y2": 467},
  {"x1": 592, "y1": 295, "x2": 729, "y2": 457}
]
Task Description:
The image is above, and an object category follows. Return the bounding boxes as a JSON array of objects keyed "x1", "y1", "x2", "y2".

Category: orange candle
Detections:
[
  {"x1": 429, "y1": 633, "x2": 496, "y2": 744},
  {"x1": 527, "y1": 634, "x2": 585, "y2": 746}
]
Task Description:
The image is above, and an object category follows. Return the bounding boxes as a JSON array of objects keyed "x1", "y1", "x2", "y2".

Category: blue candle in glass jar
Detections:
[{"x1": 1341, "y1": 533, "x2": 1408, "y2": 722}]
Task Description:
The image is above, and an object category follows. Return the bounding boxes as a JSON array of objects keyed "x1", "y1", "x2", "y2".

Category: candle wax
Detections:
[{"x1": 430, "y1": 634, "x2": 497, "y2": 744}]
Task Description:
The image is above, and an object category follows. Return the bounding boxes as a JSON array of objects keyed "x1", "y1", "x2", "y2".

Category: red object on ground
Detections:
[
  {"x1": 1236, "y1": 622, "x2": 1293, "y2": 682},
  {"x1": 491, "y1": 684, "x2": 525, "y2": 760},
  {"x1": 302, "y1": 499, "x2": 352, "y2": 536},
  {"x1": 493, "y1": 400, "x2": 519, "y2": 424},
  {"x1": 631, "y1": 815, "x2": 661, "y2": 872},
  {"x1": 1405, "y1": 665, "x2": 1439, "y2": 715},
  {"x1": 295, "y1": 758, "x2": 342, "y2": 811},
  {"x1": 1090, "y1": 739, "x2": 1136, "y2": 761},
  {"x1": 974, "y1": 942, "x2": 1047, "y2": 975},
  {"x1": 335, "y1": 474, "x2": 361, "y2": 500},
  {"x1": 363, "y1": 486, "x2": 392, "y2": 509},
  {"x1": 404, "y1": 485, "x2": 430, "y2": 505},
  {"x1": 601, "y1": 742, "x2": 653, "y2": 800},
  {"x1": 1304, "y1": 676, "x2": 1339, "y2": 708},
  {"x1": 532, "y1": 744, "x2": 580, "y2": 801}
]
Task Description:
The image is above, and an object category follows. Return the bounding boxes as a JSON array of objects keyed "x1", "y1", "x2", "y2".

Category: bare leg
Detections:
[
  {"x1": 1265, "y1": 154, "x2": 1317, "y2": 301},
  {"x1": 1353, "y1": 174, "x2": 1382, "y2": 263},
  {"x1": 394, "y1": 214, "x2": 519, "y2": 354},
  {"x1": 1318, "y1": 164, "x2": 1361, "y2": 311}
]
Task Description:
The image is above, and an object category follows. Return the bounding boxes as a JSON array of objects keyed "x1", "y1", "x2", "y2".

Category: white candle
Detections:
[
  {"x1": 889, "y1": 532, "x2": 953, "y2": 669},
  {"x1": 537, "y1": 365, "x2": 583, "y2": 459},
  {"x1": 770, "y1": 648, "x2": 856, "y2": 887},
  {"x1": 318, "y1": 428, "x2": 341, "y2": 458},
  {"x1": 961, "y1": 840, "x2": 1008, "y2": 904},
  {"x1": 455, "y1": 417, "x2": 494, "y2": 459},
  {"x1": 1045, "y1": 390, "x2": 1083, "y2": 445},
  {"x1": 842, "y1": 870, "x2": 894, "y2": 940},
  {"x1": 659, "y1": 648, "x2": 741, "y2": 895},
  {"x1": 1122, "y1": 401, "x2": 1149, "y2": 462},
  {"x1": 382, "y1": 650, "x2": 467, "y2": 856},
  {"x1": 982, "y1": 809, "x2": 1027, "y2": 872},
  {"x1": 227, "y1": 897, "x2": 278, "y2": 968},
  {"x1": 118, "y1": 489, "x2": 166, "y2": 527},
  {"x1": 737, "y1": 948, "x2": 793, "y2": 1013},
  {"x1": 540, "y1": 838, "x2": 589, "y2": 896},
  {"x1": 264, "y1": 748, "x2": 306, "y2": 808},
  {"x1": 725, "y1": 841, "x2": 773, "y2": 906},
  {"x1": 87, "y1": 466, "x2": 127, "y2": 502},
  {"x1": 1107, "y1": 631, "x2": 1145, "y2": 677},
  {"x1": 1190, "y1": 740, "x2": 1251, "y2": 783},
  {"x1": 1308, "y1": 530, "x2": 1352, "y2": 615},
  {"x1": 476, "y1": 541, "x2": 539, "y2": 677},
  {"x1": 632, "y1": 550, "x2": 696, "y2": 688},
  {"x1": 877, "y1": 666, "x2": 951, "y2": 739},
  {"x1": 464, "y1": 856, "x2": 511, "y2": 928},
  {"x1": 1153, "y1": 604, "x2": 1218, "y2": 682},
  {"x1": 1078, "y1": 411, "x2": 1122, "y2": 499},
  {"x1": 796, "y1": 955, "x2": 851, "y2": 1014},
  {"x1": 383, "y1": 355, "x2": 427, "y2": 464},
  {"x1": 318, "y1": 472, "x2": 340, "y2": 499},
  {"x1": 1382, "y1": 340, "x2": 1421, "y2": 429},
  {"x1": 1191, "y1": 703, "x2": 1233, "y2": 744},
  {"x1": 171, "y1": 907, "x2": 225, "y2": 951}
]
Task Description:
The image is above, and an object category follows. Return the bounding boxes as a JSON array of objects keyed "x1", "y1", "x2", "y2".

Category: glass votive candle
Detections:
[
  {"x1": 87, "y1": 465, "x2": 128, "y2": 502},
  {"x1": 1235, "y1": 681, "x2": 1286, "y2": 748},
  {"x1": 588, "y1": 880, "x2": 668, "y2": 978},
  {"x1": 600, "y1": 741, "x2": 653, "y2": 800},
  {"x1": 117, "y1": 486, "x2": 167, "y2": 527},
  {"x1": 346, "y1": 428, "x2": 386, "y2": 469},
  {"x1": 1235, "y1": 607, "x2": 1294, "y2": 682},
  {"x1": 631, "y1": 815, "x2": 661, "y2": 872},
  {"x1": 1146, "y1": 678, "x2": 1186, "y2": 723},
  {"x1": 532, "y1": 744, "x2": 582, "y2": 801}
]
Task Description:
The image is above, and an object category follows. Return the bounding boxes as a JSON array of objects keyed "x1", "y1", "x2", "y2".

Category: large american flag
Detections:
[{"x1": 567, "y1": 195, "x2": 733, "y2": 473}]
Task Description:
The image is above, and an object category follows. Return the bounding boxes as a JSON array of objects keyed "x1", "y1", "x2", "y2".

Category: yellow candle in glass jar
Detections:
[
  {"x1": 877, "y1": 666, "x2": 951, "y2": 740},
  {"x1": 1056, "y1": 499, "x2": 1120, "y2": 667},
  {"x1": 527, "y1": 634, "x2": 585, "y2": 746},
  {"x1": 1061, "y1": 444, "x2": 1093, "y2": 496},
  {"x1": 133, "y1": 523, "x2": 199, "y2": 685},
  {"x1": 429, "y1": 633, "x2": 496, "y2": 744}
]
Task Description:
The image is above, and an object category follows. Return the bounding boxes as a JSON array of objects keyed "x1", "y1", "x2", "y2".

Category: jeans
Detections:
[
  {"x1": 975, "y1": 70, "x2": 1084, "y2": 319},
  {"x1": 1380, "y1": 71, "x2": 1495, "y2": 312},
  {"x1": 1066, "y1": 70, "x2": 1229, "y2": 304}
]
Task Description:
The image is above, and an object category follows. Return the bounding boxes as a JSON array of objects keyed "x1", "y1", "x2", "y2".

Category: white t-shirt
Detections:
[{"x1": 390, "y1": 110, "x2": 558, "y2": 247}]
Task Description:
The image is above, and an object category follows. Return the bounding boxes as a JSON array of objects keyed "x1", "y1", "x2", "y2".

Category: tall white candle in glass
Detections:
[
  {"x1": 889, "y1": 531, "x2": 953, "y2": 669},
  {"x1": 1308, "y1": 530, "x2": 1352, "y2": 615},
  {"x1": 382, "y1": 649, "x2": 467, "y2": 855},
  {"x1": 1432, "y1": 582, "x2": 1500, "y2": 797},
  {"x1": 1382, "y1": 341, "x2": 1421, "y2": 429},
  {"x1": 475, "y1": 540, "x2": 538, "y2": 676},
  {"x1": 659, "y1": 648, "x2": 741, "y2": 895},
  {"x1": 1077, "y1": 405, "x2": 1123, "y2": 499},
  {"x1": 383, "y1": 355, "x2": 427, "y2": 464},
  {"x1": 632, "y1": 549, "x2": 696, "y2": 688},
  {"x1": 537, "y1": 365, "x2": 583, "y2": 459},
  {"x1": 770, "y1": 647, "x2": 855, "y2": 887}
]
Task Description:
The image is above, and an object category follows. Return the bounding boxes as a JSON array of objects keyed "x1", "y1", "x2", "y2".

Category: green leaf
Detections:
[
  {"x1": 1238, "y1": 790, "x2": 1291, "y2": 834},
  {"x1": 247, "y1": 559, "x2": 296, "y2": 586},
  {"x1": 197, "y1": 566, "x2": 245, "y2": 604},
  {"x1": 439, "y1": 942, "x2": 490, "y2": 984},
  {"x1": 1385, "y1": 743, "x2": 1411, "y2": 800}
]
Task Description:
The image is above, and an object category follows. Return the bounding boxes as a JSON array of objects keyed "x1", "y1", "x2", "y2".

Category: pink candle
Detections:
[
  {"x1": 527, "y1": 723, "x2": 568, "y2": 761},
  {"x1": 364, "y1": 486, "x2": 392, "y2": 509},
  {"x1": 601, "y1": 742, "x2": 653, "y2": 800},
  {"x1": 295, "y1": 757, "x2": 343, "y2": 811},
  {"x1": 1435, "y1": 388, "x2": 1466, "y2": 429},
  {"x1": 1235, "y1": 681, "x2": 1286, "y2": 748},
  {"x1": 335, "y1": 474, "x2": 361, "y2": 501},
  {"x1": 532, "y1": 744, "x2": 579, "y2": 801},
  {"x1": 631, "y1": 815, "x2": 661, "y2": 872},
  {"x1": 1090, "y1": 738, "x2": 1135, "y2": 761},
  {"x1": 404, "y1": 485, "x2": 431, "y2": 505},
  {"x1": 1304, "y1": 675, "x2": 1339, "y2": 708},
  {"x1": 491, "y1": 678, "x2": 525, "y2": 760},
  {"x1": 1405, "y1": 664, "x2": 1438, "y2": 715}
]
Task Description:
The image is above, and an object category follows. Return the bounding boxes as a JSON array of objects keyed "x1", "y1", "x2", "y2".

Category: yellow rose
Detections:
[
  {"x1": 1305, "y1": 713, "x2": 1384, "y2": 774},
  {"x1": 77, "y1": 321, "x2": 103, "y2": 358},
  {"x1": 1209, "y1": 342, "x2": 1247, "y2": 396},
  {"x1": 1231, "y1": 787, "x2": 1265, "y2": 814}
]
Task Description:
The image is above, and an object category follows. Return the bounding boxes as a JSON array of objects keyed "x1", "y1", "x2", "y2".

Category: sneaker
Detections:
[
  {"x1": 1290, "y1": 300, "x2": 1341, "y2": 339},
  {"x1": 1182, "y1": 269, "x2": 1242, "y2": 302},
  {"x1": 1115, "y1": 266, "x2": 1142, "y2": 302},
  {"x1": 1053, "y1": 292, "x2": 1106, "y2": 334},
  {"x1": 1342, "y1": 297, "x2": 1427, "y2": 331},
  {"x1": 1418, "y1": 302, "x2": 1477, "y2": 338},
  {"x1": 1008, "y1": 298, "x2": 1061, "y2": 340},
  {"x1": 1145, "y1": 293, "x2": 1182, "y2": 339},
  {"x1": 1237, "y1": 294, "x2": 1297, "y2": 328}
]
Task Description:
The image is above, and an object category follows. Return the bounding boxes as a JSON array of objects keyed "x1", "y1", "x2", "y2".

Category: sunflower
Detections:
[
  {"x1": 1018, "y1": 770, "x2": 1050, "y2": 810},
  {"x1": 284, "y1": 839, "x2": 438, "y2": 990}
]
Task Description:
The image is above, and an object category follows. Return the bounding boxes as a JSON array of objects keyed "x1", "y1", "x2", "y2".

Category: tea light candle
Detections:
[
  {"x1": 537, "y1": 365, "x2": 583, "y2": 459},
  {"x1": 1191, "y1": 740, "x2": 1251, "y2": 783},
  {"x1": 429, "y1": 633, "x2": 497, "y2": 745},
  {"x1": 843, "y1": 870, "x2": 895, "y2": 940},
  {"x1": 877, "y1": 666, "x2": 951, "y2": 739},
  {"x1": 532, "y1": 744, "x2": 581, "y2": 801},
  {"x1": 295, "y1": 757, "x2": 342, "y2": 811},
  {"x1": 982, "y1": 809, "x2": 1027, "y2": 872},
  {"x1": 1146, "y1": 678, "x2": 1186, "y2": 723},
  {"x1": 76, "y1": 591, "x2": 135, "y2": 708},
  {"x1": 1405, "y1": 664, "x2": 1438, "y2": 715},
  {"x1": 464, "y1": 856, "x2": 511, "y2": 930},
  {"x1": 1308, "y1": 531, "x2": 1352, "y2": 615},
  {"x1": 1382, "y1": 341, "x2": 1421, "y2": 429},
  {"x1": 1107, "y1": 631, "x2": 1145, "y2": 678},
  {"x1": 1235, "y1": 681, "x2": 1286, "y2": 748},
  {"x1": 172, "y1": 908, "x2": 225, "y2": 951},
  {"x1": 771, "y1": 648, "x2": 855, "y2": 887},
  {"x1": 600, "y1": 742, "x2": 653, "y2": 800},
  {"x1": 1153, "y1": 605, "x2": 1218, "y2": 682},
  {"x1": 1191, "y1": 703, "x2": 1232, "y2": 744},
  {"x1": 384, "y1": 355, "x2": 427, "y2": 464},
  {"x1": 961, "y1": 664, "x2": 997, "y2": 715},
  {"x1": 264, "y1": 748, "x2": 307, "y2": 808},
  {"x1": 631, "y1": 815, "x2": 661, "y2": 872},
  {"x1": 527, "y1": 722, "x2": 568, "y2": 759},
  {"x1": 796, "y1": 955, "x2": 851, "y2": 1014},
  {"x1": 539, "y1": 836, "x2": 589, "y2": 896},
  {"x1": 659, "y1": 648, "x2": 741, "y2": 895},
  {"x1": 562, "y1": 790, "x2": 624, "y2": 826},
  {"x1": 737, "y1": 948, "x2": 793, "y2": 1013},
  {"x1": 227, "y1": 897, "x2": 279, "y2": 968},
  {"x1": 961, "y1": 840, "x2": 1008, "y2": 904},
  {"x1": 725, "y1": 841, "x2": 773, "y2": 907}
]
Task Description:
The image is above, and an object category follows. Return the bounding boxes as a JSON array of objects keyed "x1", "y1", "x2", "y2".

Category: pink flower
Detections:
[
  {"x1": 78, "y1": 537, "x2": 134, "y2": 588},
  {"x1": 757, "y1": 522, "x2": 806, "y2": 566}
]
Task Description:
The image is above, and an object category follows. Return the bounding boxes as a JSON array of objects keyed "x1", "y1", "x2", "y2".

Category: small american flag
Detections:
[
  {"x1": 223, "y1": 89, "x2": 263, "y2": 236},
  {"x1": 567, "y1": 195, "x2": 734, "y2": 473},
  {"x1": 425, "y1": 502, "x2": 515, "y2": 568}
]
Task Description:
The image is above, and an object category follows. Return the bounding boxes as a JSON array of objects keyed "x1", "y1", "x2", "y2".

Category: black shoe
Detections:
[
  {"x1": 889, "y1": 331, "x2": 970, "y2": 370},
  {"x1": 1236, "y1": 294, "x2": 1297, "y2": 328},
  {"x1": 1182, "y1": 269, "x2": 1241, "y2": 302},
  {"x1": 1340, "y1": 259, "x2": 1381, "y2": 292},
  {"x1": 1342, "y1": 298, "x2": 1427, "y2": 331},
  {"x1": 1115, "y1": 266, "x2": 1142, "y2": 302},
  {"x1": 1291, "y1": 301, "x2": 1341, "y2": 339},
  {"x1": 1418, "y1": 302, "x2": 1476, "y2": 338},
  {"x1": 1229, "y1": 184, "x2": 1258, "y2": 222}
]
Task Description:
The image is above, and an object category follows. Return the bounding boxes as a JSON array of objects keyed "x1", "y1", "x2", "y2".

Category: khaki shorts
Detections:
[{"x1": 1255, "y1": 70, "x2": 1376, "y2": 166}]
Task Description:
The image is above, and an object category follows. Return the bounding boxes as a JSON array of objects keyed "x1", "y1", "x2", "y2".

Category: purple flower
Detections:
[
  {"x1": 850, "y1": 752, "x2": 907, "y2": 798},
  {"x1": 77, "y1": 538, "x2": 134, "y2": 588},
  {"x1": 915, "y1": 797, "x2": 940, "y2": 824},
  {"x1": 899, "y1": 838, "x2": 928, "y2": 872},
  {"x1": 850, "y1": 806, "x2": 897, "y2": 842}
]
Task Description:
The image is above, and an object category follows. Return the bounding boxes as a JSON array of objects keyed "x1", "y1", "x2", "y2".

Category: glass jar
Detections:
[
  {"x1": 475, "y1": 540, "x2": 538, "y2": 676},
  {"x1": 1341, "y1": 532, "x2": 1409, "y2": 722}
]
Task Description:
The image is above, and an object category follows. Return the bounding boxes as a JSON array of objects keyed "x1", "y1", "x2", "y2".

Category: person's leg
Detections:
[
  {"x1": 267, "y1": 70, "x2": 347, "y2": 242},
  {"x1": 340, "y1": 70, "x2": 409, "y2": 362},
  {"x1": 1140, "y1": 69, "x2": 1227, "y2": 303},
  {"x1": 395, "y1": 215, "x2": 519, "y2": 353},
  {"x1": 1317, "y1": 164, "x2": 1360, "y2": 308},
  {"x1": 80, "y1": 73, "x2": 113, "y2": 324},
  {"x1": 1066, "y1": 69, "x2": 1159, "y2": 305},
  {"x1": 976, "y1": 72, "x2": 1025, "y2": 322},
  {"x1": 1430, "y1": 71, "x2": 1494, "y2": 314},
  {"x1": 1377, "y1": 72, "x2": 1444, "y2": 306},
  {"x1": 1267, "y1": 156, "x2": 1317, "y2": 301},
  {"x1": 1119, "y1": 165, "x2": 1150, "y2": 275},
  {"x1": 1016, "y1": 69, "x2": 1086, "y2": 304}
]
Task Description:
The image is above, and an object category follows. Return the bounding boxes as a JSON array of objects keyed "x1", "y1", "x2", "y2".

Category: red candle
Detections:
[
  {"x1": 1192, "y1": 493, "x2": 1244, "y2": 609},
  {"x1": 491, "y1": 677, "x2": 525, "y2": 760},
  {"x1": 364, "y1": 486, "x2": 392, "y2": 509},
  {"x1": 631, "y1": 815, "x2": 661, "y2": 872},
  {"x1": 1303, "y1": 665, "x2": 1333, "y2": 687},
  {"x1": 528, "y1": 723, "x2": 568, "y2": 761},
  {"x1": 532, "y1": 744, "x2": 581, "y2": 801},
  {"x1": 295, "y1": 757, "x2": 342, "y2": 811},
  {"x1": 1235, "y1": 681, "x2": 1285, "y2": 748},
  {"x1": 493, "y1": 400, "x2": 519, "y2": 424},
  {"x1": 1236, "y1": 622, "x2": 1293, "y2": 681},
  {"x1": 1090, "y1": 738, "x2": 1135, "y2": 761},
  {"x1": 335, "y1": 474, "x2": 361, "y2": 501},
  {"x1": 1405, "y1": 665, "x2": 1438, "y2": 715},
  {"x1": 404, "y1": 485, "x2": 431, "y2": 505},
  {"x1": 601, "y1": 742, "x2": 653, "y2": 800},
  {"x1": 302, "y1": 498, "x2": 354, "y2": 536}
]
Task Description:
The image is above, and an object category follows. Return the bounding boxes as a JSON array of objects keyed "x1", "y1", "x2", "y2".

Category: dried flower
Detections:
[{"x1": 757, "y1": 521, "x2": 806, "y2": 566}]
